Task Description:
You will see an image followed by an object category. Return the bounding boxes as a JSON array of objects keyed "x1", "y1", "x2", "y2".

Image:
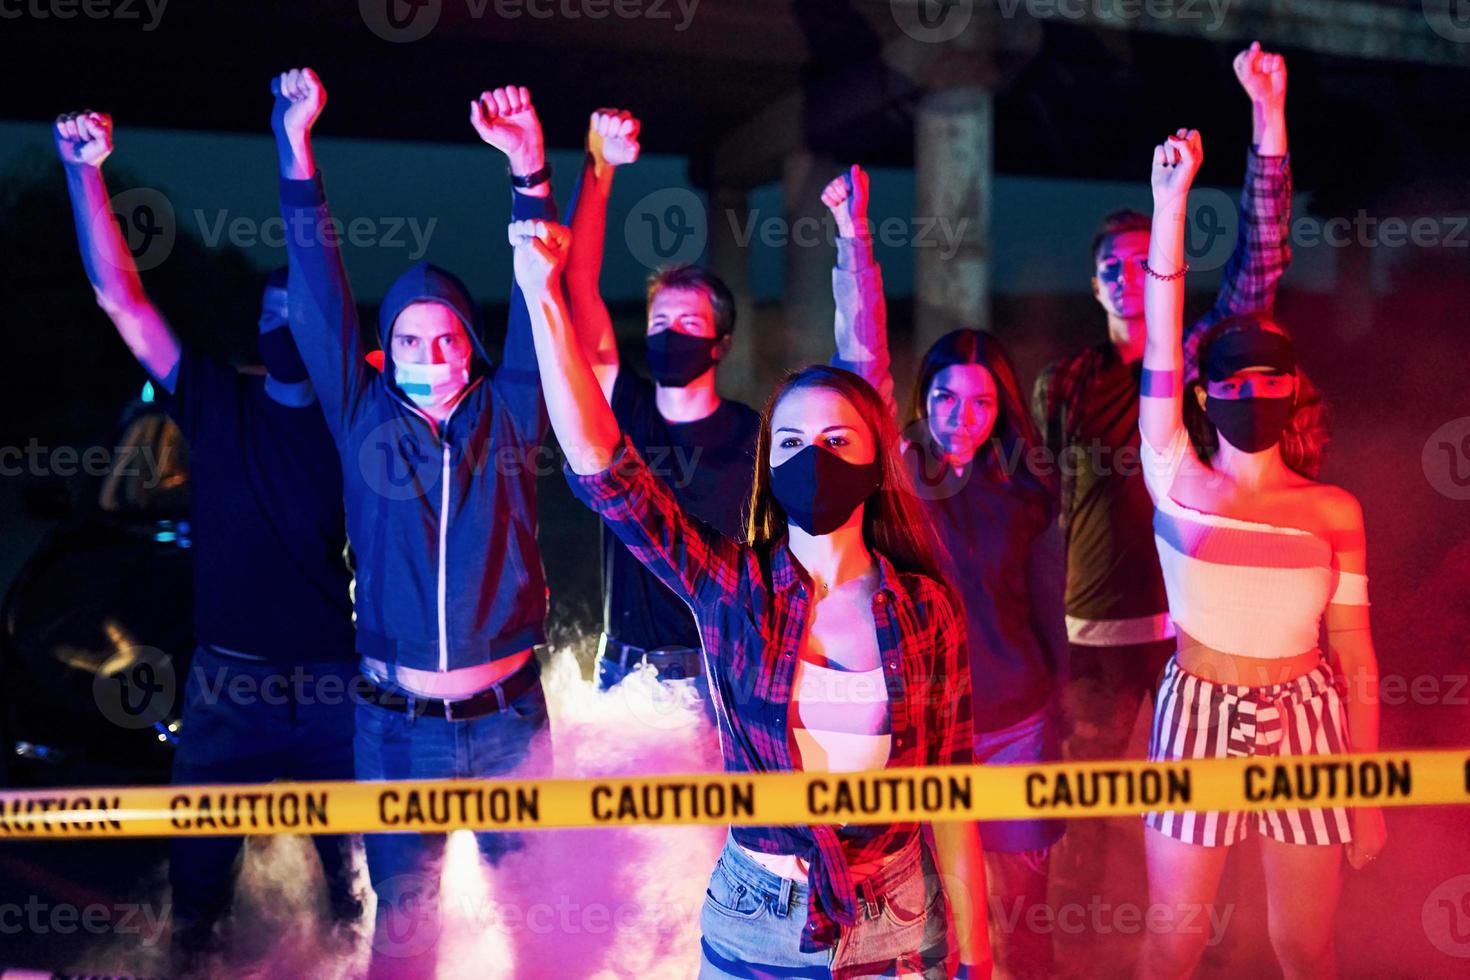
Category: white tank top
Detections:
[
  {"x1": 1140, "y1": 426, "x2": 1369, "y2": 659},
  {"x1": 745, "y1": 659, "x2": 892, "y2": 880}
]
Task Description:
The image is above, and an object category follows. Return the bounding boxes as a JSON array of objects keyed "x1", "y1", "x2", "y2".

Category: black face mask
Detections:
[
  {"x1": 1204, "y1": 395, "x2": 1296, "y2": 453},
  {"x1": 770, "y1": 445, "x2": 881, "y2": 536},
  {"x1": 259, "y1": 322, "x2": 309, "y2": 384},
  {"x1": 646, "y1": 331, "x2": 720, "y2": 388}
]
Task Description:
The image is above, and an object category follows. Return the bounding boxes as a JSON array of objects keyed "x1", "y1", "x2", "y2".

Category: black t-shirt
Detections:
[
  {"x1": 161, "y1": 348, "x2": 355, "y2": 664},
  {"x1": 603, "y1": 370, "x2": 760, "y2": 650}
]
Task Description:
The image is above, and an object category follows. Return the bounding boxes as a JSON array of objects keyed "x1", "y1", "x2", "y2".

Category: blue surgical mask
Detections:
[{"x1": 394, "y1": 359, "x2": 468, "y2": 408}]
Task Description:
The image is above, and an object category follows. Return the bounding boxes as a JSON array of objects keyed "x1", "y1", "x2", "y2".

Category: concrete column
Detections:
[
  {"x1": 781, "y1": 149, "x2": 841, "y2": 372},
  {"x1": 913, "y1": 85, "x2": 993, "y2": 355},
  {"x1": 706, "y1": 185, "x2": 762, "y2": 406}
]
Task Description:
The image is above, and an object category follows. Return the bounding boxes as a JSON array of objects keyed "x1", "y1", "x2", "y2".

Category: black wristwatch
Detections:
[{"x1": 510, "y1": 162, "x2": 551, "y2": 190}]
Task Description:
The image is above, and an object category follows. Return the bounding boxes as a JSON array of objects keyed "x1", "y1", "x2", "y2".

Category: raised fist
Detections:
[
  {"x1": 1234, "y1": 41, "x2": 1286, "y2": 109},
  {"x1": 1151, "y1": 128, "x2": 1203, "y2": 210},
  {"x1": 470, "y1": 86, "x2": 544, "y2": 175},
  {"x1": 271, "y1": 67, "x2": 327, "y2": 139},
  {"x1": 54, "y1": 111, "x2": 113, "y2": 169},
  {"x1": 509, "y1": 219, "x2": 571, "y2": 295},
  {"x1": 587, "y1": 108, "x2": 640, "y2": 171},
  {"x1": 820, "y1": 163, "x2": 870, "y2": 239}
]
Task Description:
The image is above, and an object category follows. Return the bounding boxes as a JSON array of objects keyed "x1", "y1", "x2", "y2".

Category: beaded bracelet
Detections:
[{"x1": 1141, "y1": 260, "x2": 1189, "y2": 282}]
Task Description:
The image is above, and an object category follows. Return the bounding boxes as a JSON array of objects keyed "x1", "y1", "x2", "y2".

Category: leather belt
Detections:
[{"x1": 359, "y1": 660, "x2": 539, "y2": 722}]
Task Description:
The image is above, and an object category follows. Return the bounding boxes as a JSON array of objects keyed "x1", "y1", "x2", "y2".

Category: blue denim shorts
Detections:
[
  {"x1": 698, "y1": 832, "x2": 950, "y2": 979},
  {"x1": 973, "y1": 707, "x2": 1066, "y2": 853}
]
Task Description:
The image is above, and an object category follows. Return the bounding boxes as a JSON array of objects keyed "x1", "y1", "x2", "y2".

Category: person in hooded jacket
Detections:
[
  {"x1": 54, "y1": 110, "x2": 361, "y2": 971},
  {"x1": 272, "y1": 69, "x2": 556, "y2": 976}
]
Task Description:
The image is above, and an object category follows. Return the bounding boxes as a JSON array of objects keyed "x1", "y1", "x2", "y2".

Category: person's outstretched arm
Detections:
[
  {"x1": 272, "y1": 67, "x2": 369, "y2": 440},
  {"x1": 1140, "y1": 130, "x2": 1203, "y2": 473},
  {"x1": 470, "y1": 85, "x2": 558, "y2": 442},
  {"x1": 55, "y1": 111, "x2": 182, "y2": 391},
  {"x1": 922, "y1": 588, "x2": 991, "y2": 977},
  {"x1": 1322, "y1": 498, "x2": 1386, "y2": 868},
  {"x1": 510, "y1": 220, "x2": 742, "y2": 614},
  {"x1": 1185, "y1": 41, "x2": 1293, "y2": 375},
  {"x1": 822, "y1": 164, "x2": 897, "y2": 421},
  {"x1": 564, "y1": 108, "x2": 641, "y2": 405}
]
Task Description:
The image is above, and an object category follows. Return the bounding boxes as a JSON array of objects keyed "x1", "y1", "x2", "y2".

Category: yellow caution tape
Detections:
[{"x1": 1, "y1": 750, "x2": 1465, "y2": 839}]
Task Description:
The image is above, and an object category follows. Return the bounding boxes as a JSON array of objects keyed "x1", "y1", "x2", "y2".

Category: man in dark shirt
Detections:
[
  {"x1": 55, "y1": 111, "x2": 360, "y2": 967},
  {"x1": 564, "y1": 109, "x2": 759, "y2": 711},
  {"x1": 1031, "y1": 42, "x2": 1293, "y2": 922}
]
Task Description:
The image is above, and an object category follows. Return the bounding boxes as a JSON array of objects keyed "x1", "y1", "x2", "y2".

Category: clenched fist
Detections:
[
  {"x1": 587, "y1": 108, "x2": 640, "y2": 173},
  {"x1": 470, "y1": 86, "x2": 544, "y2": 177},
  {"x1": 55, "y1": 111, "x2": 113, "y2": 169},
  {"x1": 1234, "y1": 41, "x2": 1286, "y2": 110},
  {"x1": 1151, "y1": 128, "x2": 1203, "y2": 211},
  {"x1": 821, "y1": 164, "x2": 870, "y2": 239},
  {"x1": 509, "y1": 219, "x2": 571, "y2": 295},
  {"x1": 271, "y1": 67, "x2": 327, "y2": 141}
]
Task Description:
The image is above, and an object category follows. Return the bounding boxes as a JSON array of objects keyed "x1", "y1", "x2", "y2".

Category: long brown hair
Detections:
[
  {"x1": 1185, "y1": 313, "x2": 1330, "y2": 478},
  {"x1": 906, "y1": 328, "x2": 1056, "y2": 516},
  {"x1": 747, "y1": 365, "x2": 950, "y2": 587}
]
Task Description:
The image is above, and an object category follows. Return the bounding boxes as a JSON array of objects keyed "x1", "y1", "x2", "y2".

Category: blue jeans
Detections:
[
  {"x1": 698, "y1": 833, "x2": 950, "y2": 979},
  {"x1": 169, "y1": 647, "x2": 359, "y2": 934},
  {"x1": 595, "y1": 633, "x2": 716, "y2": 727},
  {"x1": 354, "y1": 659, "x2": 551, "y2": 980}
]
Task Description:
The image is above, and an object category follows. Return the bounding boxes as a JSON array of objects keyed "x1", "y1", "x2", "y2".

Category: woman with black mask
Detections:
[
  {"x1": 822, "y1": 164, "x2": 1066, "y2": 980},
  {"x1": 1136, "y1": 129, "x2": 1385, "y2": 978},
  {"x1": 508, "y1": 217, "x2": 992, "y2": 979}
]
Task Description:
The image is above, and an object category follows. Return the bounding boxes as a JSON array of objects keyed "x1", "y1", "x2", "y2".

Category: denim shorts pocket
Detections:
[
  {"x1": 879, "y1": 868, "x2": 943, "y2": 929},
  {"x1": 702, "y1": 862, "x2": 767, "y2": 921}
]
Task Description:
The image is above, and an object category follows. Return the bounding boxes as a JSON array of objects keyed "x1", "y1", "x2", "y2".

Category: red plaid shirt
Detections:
[{"x1": 567, "y1": 436, "x2": 973, "y2": 951}]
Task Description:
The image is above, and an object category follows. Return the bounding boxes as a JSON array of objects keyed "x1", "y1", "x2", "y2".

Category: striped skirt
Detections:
[{"x1": 1145, "y1": 657, "x2": 1353, "y2": 846}]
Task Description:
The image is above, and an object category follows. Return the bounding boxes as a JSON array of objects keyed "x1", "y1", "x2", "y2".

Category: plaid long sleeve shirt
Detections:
[
  {"x1": 1034, "y1": 149, "x2": 1293, "y2": 537},
  {"x1": 566, "y1": 436, "x2": 973, "y2": 953}
]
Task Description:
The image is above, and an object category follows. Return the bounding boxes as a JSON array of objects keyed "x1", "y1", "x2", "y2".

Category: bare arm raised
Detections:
[{"x1": 55, "y1": 111, "x2": 182, "y2": 390}]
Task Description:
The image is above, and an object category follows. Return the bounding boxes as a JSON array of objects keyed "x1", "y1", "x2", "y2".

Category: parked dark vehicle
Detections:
[{"x1": 2, "y1": 390, "x2": 196, "y2": 787}]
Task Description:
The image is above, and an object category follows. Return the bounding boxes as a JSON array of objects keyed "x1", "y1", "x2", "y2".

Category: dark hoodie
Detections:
[{"x1": 279, "y1": 172, "x2": 552, "y2": 672}]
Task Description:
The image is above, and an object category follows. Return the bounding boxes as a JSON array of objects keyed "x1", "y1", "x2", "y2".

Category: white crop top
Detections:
[
  {"x1": 1140, "y1": 426, "x2": 1369, "y2": 659},
  {"x1": 744, "y1": 659, "x2": 892, "y2": 880}
]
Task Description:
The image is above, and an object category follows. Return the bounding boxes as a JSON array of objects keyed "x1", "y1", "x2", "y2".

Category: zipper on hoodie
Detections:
[
  {"x1": 437, "y1": 441, "x2": 451, "y2": 671},
  {"x1": 388, "y1": 378, "x2": 481, "y2": 674}
]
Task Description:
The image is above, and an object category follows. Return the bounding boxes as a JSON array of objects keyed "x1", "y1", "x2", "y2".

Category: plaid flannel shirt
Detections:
[
  {"x1": 566, "y1": 437, "x2": 973, "y2": 952},
  {"x1": 1033, "y1": 149, "x2": 1293, "y2": 534}
]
